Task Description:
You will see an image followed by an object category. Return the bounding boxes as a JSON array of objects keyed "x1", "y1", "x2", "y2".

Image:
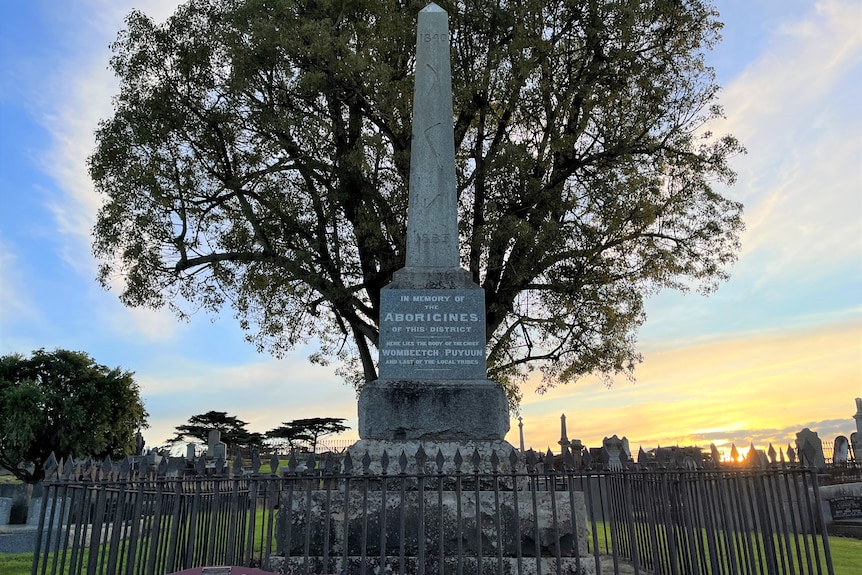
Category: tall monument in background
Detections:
[{"x1": 358, "y1": 4, "x2": 509, "y2": 441}]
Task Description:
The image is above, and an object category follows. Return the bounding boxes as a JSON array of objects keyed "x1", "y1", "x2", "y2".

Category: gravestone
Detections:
[
  {"x1": 796, "y1": 427, "x2": 826, "y2": 472},
  {"x1": 602, "y1": 435, "x2": 628, "y2": 470},
  {"x1": 357, "y1": 3, "x2": 509, "y2": 441},
  {"x1": 833, "y1": 435, "x2": 849, "y2": 464},
  {"x1": 207, "y1": 430, "x2": 227, "y2": 461},
  {"x1": 829, "y1": 496, "x2": 862, "y2": 521},
  {"x1": 853, "y1": 397, "x2": 862, "y2": 460}
]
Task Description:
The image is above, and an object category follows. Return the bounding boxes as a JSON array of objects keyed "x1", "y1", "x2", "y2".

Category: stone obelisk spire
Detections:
[
  {"x1": 357, "y1": 4, "x2": 509, "y2": 441},
  {"x1": 405, "y1": 3, "x2": 459, "y2": 270}
]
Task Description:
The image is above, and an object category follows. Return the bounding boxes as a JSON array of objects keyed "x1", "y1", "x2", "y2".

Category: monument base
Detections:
[{"x1": 358, "y1": 379, "x2": 509, "y2": 441}]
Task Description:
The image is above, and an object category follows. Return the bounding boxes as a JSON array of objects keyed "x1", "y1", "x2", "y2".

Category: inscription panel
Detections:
[
  {"x1": 829, "y1": 496, "x2": 862, "y2": 520},
  {"x1": 378, "y1": 288, "x2": 486, "y2": 380}
]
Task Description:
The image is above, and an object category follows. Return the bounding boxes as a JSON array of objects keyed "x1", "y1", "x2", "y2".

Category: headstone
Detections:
[
  {"x1": 796, "y1": 428, "x2": 826, "y2": 472},
  {"x1": 852, "y1": 432, "x2": 860, "y2": 462},
  {"x1": 186, "y1": 442, "x2": 196, "y2": 460},
  {"x1": 207, "y1": 430, "x2": 227, "y2": 461},
  {"x1": 602, "y1": 435, "x2": 627, "y2": 470},
  {"x1": 829, "y1": 496, "x2": 862, "y2": 521},
  {"x1": 853, "y1": 398, "x2": 862, "y2": 460},
  {"x1": 833, "y1": 435, "x2": 850, "y2": 464},
  {"x1": 357, "y1": 3, "x2": 509, "y2": 441}
]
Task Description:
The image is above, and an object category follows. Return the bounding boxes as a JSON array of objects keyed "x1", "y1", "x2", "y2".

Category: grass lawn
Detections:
[{"x1": 3, "y1": 535, "x2": 860, "y2": 575}]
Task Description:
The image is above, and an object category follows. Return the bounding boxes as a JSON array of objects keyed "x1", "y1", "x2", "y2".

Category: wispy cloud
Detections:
[
  {"x1": 35, "y1": 1, "x2": 187, "y2": 340},
  {"x1": 514, "y1": 318, "x2": 862, "y2": 451},
  {"x1": 137, "y1": 353, "x2": 358, "y2": 445},
  {"x1": 0, "y1": 240, "x2": 43, "y2": 352},
  {"x1": 715, "y1": 0, "x2": 862, "y2": 276}
]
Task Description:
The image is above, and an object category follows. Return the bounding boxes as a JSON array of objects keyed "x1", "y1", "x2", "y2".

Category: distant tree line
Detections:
[{"x1": 168, "y1": 411, "x2": 350, "y2": 455}]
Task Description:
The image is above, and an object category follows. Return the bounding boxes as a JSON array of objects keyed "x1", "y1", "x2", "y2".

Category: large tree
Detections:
[
  {"x1": 268, "y1": 417, "x2": 350, "y2": 453},
  {"x1": 91, "y1": 0, "x2": 744, "y2": 403},
  {"x1": 0, "y1": 349, "x2": 148, "y2": 483},
  {"x1": 169, "y1": 410, "x2": 264, "y2": 448}
]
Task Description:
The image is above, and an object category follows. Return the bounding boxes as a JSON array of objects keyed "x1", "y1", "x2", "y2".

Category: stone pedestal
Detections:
[
  {"x1": 0, "y1": 498, "x2": 11, "y2": 525},
  {"x1": 359, "y1": 380, "x2": 509, "y2": 441}
]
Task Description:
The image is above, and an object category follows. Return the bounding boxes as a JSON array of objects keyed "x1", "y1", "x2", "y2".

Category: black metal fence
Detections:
[{"x1": 31, "y1": 448, "x2": 834, "y2": 575}]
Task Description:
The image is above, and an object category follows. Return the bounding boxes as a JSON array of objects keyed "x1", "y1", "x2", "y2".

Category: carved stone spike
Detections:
[
  {"x1": 362, "y1": 451, "x2": 372, "y2": 474},
  {"x1": 453, "y1": 448, "x2": 463, "y2": 472},
  {"x1": 342, "y1": 451, "x2": 354, "y2": 474},
  {"x1": 251, "y1": 450, "x2": 262, "y2": 474},
  {"x1": 435, "y1": 449, "x2": 445, "y2": 472},
  {"x1": 399, "y1": 451, "x2": 408, "y2": 474},
  {"x1": 471, "y1": 447, "x2": 481, "y2": 472},
  {"x1": 269, "y1": 454, "x2": 280, "y2": 476}
]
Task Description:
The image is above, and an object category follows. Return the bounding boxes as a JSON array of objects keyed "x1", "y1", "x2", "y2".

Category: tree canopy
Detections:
[
  {"x1": 268, "y1": 417, "x2": 349, "y2": 453},
  {"x1": 169, "y1": 410, "x2": 265, "y2": 448},
  {"x1": 91, "y1": 0, "x2": 744, "y2": 404},
  {"x1": 0, "y1": 349, "x2": 148, "y2": 483}
]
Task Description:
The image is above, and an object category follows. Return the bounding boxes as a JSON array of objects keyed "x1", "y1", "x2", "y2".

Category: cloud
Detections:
[
  {"x1": 714, "y1": 0, "x2": 862, "y2": 279},
  {"x1": 32, "y1": 1, "x2": 187, "y2": 341},
  {"x1": 0, "y1": 240, "x2": 44, "y2": 353},
  {"x1": 513, "y1": 317, "x2": 862, "y2": 451},
  {"x1": 136, "y1": 353, "x2": 359, "y2": 444}
]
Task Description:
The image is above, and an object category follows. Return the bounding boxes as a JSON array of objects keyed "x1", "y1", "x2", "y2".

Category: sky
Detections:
[{"x1": 1, "y1": 0, "x2": 860, "y2": 459}]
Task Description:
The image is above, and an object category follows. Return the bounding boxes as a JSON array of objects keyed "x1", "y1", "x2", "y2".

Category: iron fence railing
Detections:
[{"x1": 31, "y1": 448, "x2": 834, "y2": 575}]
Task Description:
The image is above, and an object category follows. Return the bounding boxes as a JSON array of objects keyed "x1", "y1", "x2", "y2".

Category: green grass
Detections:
[
  {"x1": 6, "y1": 530, "x2": 859, "y2": 575},
  {"x1": 0, "y1": 552, "x2": 32, "y2": 575},
  {"x1": 587, "y1": 526, "x2": 862, "y2": 575},
  {"x1": 830, "y1": 535, "x2": 862, "y2": 573}
]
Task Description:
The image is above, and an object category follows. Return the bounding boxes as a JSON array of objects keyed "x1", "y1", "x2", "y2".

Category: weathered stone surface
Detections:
[
  {"x1": 404, "y1": 3, "x2": 459, "y2": 270},
  {"x1": 356, "y1": 3, "x2": 510, "y2": 442},
  {"x1": 378, "y1": 288, "x2": 486, "y2": 380},
  {"x1": 275, "y1": 489, "x2": 588, "y2": 559},
  {"x1": 268, "y1": 555, "x2": 600, "y2": 575},
  {"x1": 795, "y1": 427, "x2": 826, "y2": 471},
  {"x1": 358, "y1": 380, "x2": 509, "y2": 440}
]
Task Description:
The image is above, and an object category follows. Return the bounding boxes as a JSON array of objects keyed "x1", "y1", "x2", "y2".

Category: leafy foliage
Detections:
[
  {"x1": 0, "y1": 349, "x2": 148, "y2": 483},
  {"x1": 91, "y1": 0, "x2": 744, "y2": 403},
  {"x1": 169, "y1": 410, "x2": 264, "y2": 448}
]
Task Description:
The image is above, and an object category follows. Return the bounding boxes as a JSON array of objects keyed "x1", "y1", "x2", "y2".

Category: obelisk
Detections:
[{"x1": 357, "y1": 4, "x2": 509, "y2": 440}]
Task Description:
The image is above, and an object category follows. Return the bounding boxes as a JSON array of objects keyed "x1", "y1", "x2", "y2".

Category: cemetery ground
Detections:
[{"x1": 2, "y1": 532, "x2": 861, "y2": 574}]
